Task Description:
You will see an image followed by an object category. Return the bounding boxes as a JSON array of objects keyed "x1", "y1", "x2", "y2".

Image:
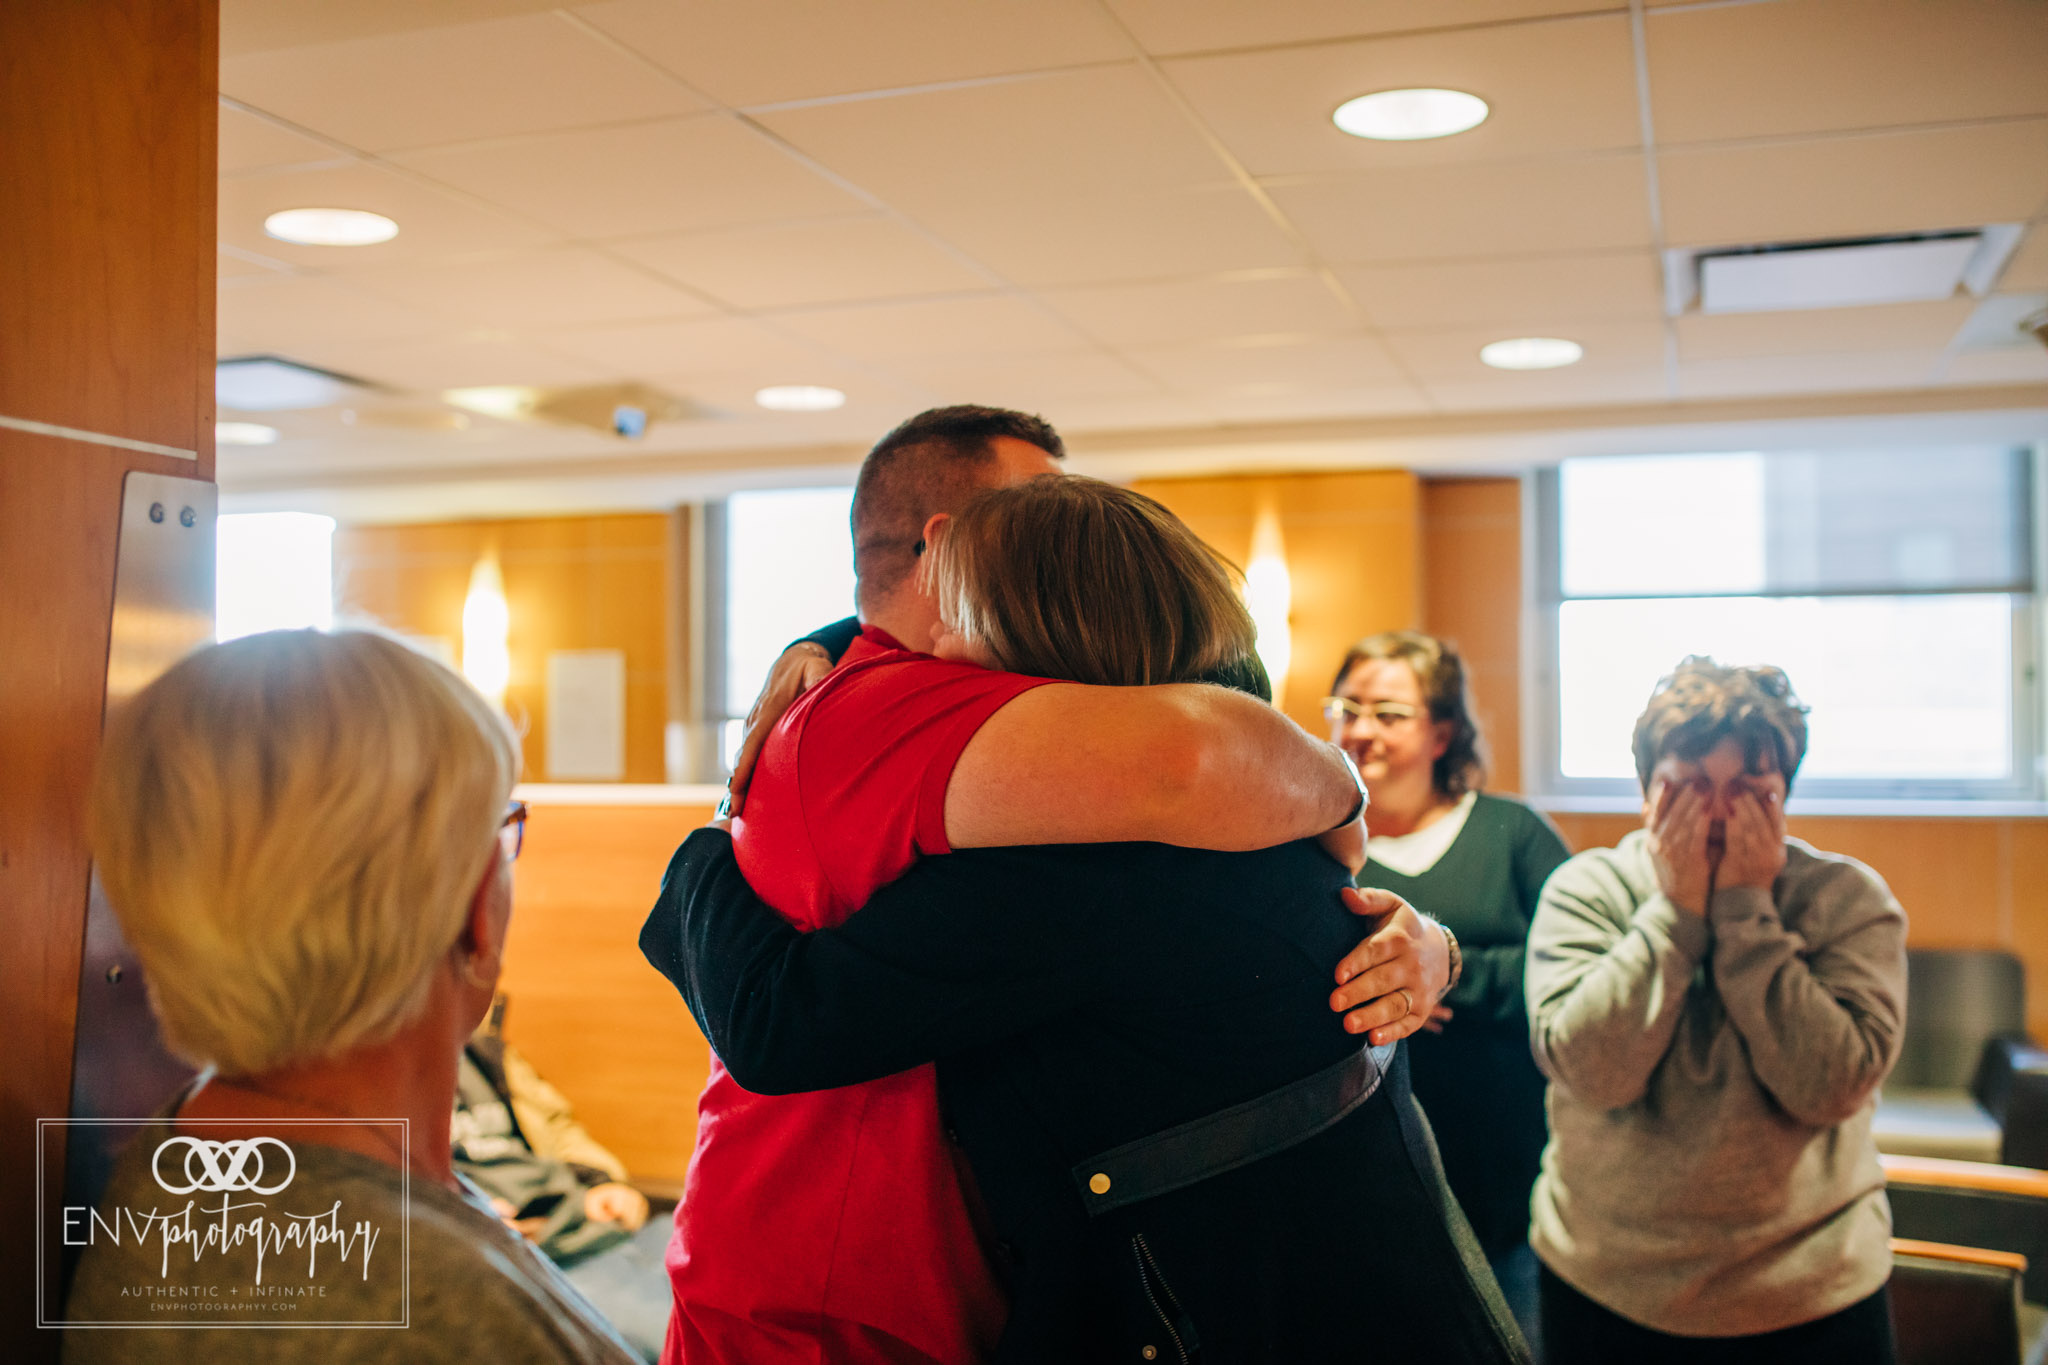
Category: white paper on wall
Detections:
[{"x1": 546, "y1": 649, "x2": 626, "y2": 781}]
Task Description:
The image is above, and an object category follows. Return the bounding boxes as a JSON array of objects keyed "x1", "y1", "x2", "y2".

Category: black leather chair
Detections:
[
  {"x1": 1890, "y1": 1237, "x2": 2026, "y2": 1365},
  {"x1": 1877, "y1": 950, "x2": 2048, "y2": 1169}
]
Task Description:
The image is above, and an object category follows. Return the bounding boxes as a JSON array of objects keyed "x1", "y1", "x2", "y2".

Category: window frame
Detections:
[{"x1": 1524, "y1": 451, "x2": 2045, "y2": 805}]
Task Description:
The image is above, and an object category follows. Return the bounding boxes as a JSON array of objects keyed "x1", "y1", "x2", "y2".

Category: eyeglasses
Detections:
[
  {"x1": 499, "y1": 800, "x2": 528, "y2": 861},
  {"x1": 1320, "y1": 697, "x2": 1423, "y2": 729}
]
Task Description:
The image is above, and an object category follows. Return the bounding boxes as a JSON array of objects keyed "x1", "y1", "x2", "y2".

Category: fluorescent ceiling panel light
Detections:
[
  {"x1": 755, "y1": 385, "x2": 847, "y2": 412},
  {"x1": 1700, "y1": 236, "x2": 1979, "y2": 314},
  {"x1": 1480, "y1": 337, "x2": 1583, "y2": 370},
  {"x1": 1332, "y1": 89, "x2": 1488, "y2": 141},
  {"x1": 215, "y1": 421, "x2": 279, "y2": 446},
  {"x1": 215, "y1": 356, "x2": 362, "y2": 411},
  {"x1": 444, "y1": 386, "x2": 540, "y2": 421},
  {"x1": 263, "y1": 207, "x2": 399, "y2": 246}
]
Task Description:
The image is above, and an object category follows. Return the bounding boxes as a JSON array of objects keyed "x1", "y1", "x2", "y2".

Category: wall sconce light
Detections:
[
  {"x1": 1245, "y1": 500, "x2": 1292, "y2": 701},
  {"x1": 461, "y1": 552, "x2": 510, "y2": 708}
]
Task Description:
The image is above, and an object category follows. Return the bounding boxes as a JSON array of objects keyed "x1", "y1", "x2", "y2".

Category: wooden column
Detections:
[{"x1": 0, "y1": 0, "x2": 217, "y2": 1350}]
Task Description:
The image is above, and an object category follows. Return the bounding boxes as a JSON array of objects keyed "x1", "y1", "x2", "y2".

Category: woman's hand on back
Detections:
[{"x1": 1327, "y1": 889, "x2": 1450, "y2": 1046}]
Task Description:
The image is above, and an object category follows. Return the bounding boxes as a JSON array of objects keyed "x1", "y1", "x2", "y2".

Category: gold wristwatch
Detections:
[{"x1": 1436, "y1": 920, "x2": 1463, "y2": 994}]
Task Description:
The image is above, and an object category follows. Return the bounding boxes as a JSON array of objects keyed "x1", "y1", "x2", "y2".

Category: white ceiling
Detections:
[{"x1": 213, "y1": 0, "x2": 2048, "y2": 517}]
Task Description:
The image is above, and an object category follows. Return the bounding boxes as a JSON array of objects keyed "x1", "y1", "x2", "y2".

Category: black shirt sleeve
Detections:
[
  {"x1": 800, "y1": 616, "x2": 863, "y2": 663},
  {"x1": 1445, "y1": 801, "x2": 1571, "y2": 1028},
  {"x1": 640, "y1": 830, "x2": 1123, "y2": 1095}
]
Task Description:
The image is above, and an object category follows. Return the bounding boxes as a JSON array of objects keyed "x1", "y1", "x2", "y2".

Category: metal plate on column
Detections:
[{"x1": 64, "y1": 472, "x2": 215, "y2": 1227}]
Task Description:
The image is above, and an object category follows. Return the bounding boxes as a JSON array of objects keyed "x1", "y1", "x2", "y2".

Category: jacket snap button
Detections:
[
  {"x1": 1142, "y1": 1348, "x2": 1157, "y2": 1361},
  {"x1": 1088, "y1": 1172, "x2": 1111, "y2": 1195}
]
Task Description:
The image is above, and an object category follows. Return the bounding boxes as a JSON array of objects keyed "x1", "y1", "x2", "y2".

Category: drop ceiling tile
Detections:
[
  {"x1": 1268, "y1": 154, "x2": 1653, "y2": 263},
  {"x1": 217, "y1": 276, "x2": 447, "y2": 352},
  {"x1": 1039, "y1": 272, "x2": 1353, "y2": 347},
  {"x1": 758, "y1": 65, "x2": 1239, "y2": 210},
  {"x1": 608, "y1": 216, "x2": 991, "y2": 309},
  {"x1": 1675, "y1": 299, "x2": 1974, "y2": 362},
  {"x1": 218, "y1": 161, "x2": 562, "y2": 267},
  {"x1": 887, "y1": 351, "x2": 1165, "y2": 407},
  {"x1": 773, "y1": 295, "x2": 1095, "y2": 361},
  {"x1": 290, "y1": 332, "x2": 617, "y2": 393},
  {"x1": 220, "y1": 0, "x2": 571, "y2": 57},
  {"x1": 219, "y1": 104, "x2": 346, "y2": 174},
  {"x1": 1124, "y1": 335, "x2": 1405, "y2": 395},
  {"x1": 220, "y1": 11, "x2": 704, "y2": 154},
  {"x1": 917, "y1": 184, "x2": 1310, "y2": 287},
  {"x1": 1999, "y1": 225, "x2": 2048, "y2": 292},
  {"x1": 1648, "y1": 0, "x2": 2048, "y2": 146},
  {"x1": 1420, "y1": 368, "x2": 1666, "y2": 411},
  {"x1": 578, "y1": 0, "x2": 1130, "y2": 107},
  {"x1": 1341, "y1": 251, "x2": 1662, "y2": 329},
  {"x1": 217, "y1": 248, "x2": 293, "y2": 280},
  {"x1": 1385, "y1": 320, "x2": 1666, "y2": 378},
  {"x1": 1942, "y1": 348, "x2": 2048, "y2": 385},
  {"x1": 1675, "y1": 350, "x2": 1942, "y2": 400},
  {"x1": 394, "y1": 117, "x2": 866, "y2": 241},
  {"x1": 1161, "y1": 14, "x2": 1640, "y2": 177},
  {"x1": 1031, "y1": 394, "x2": 1221, "y2": 435},
  {"x1": 1198, "y1": 384, "x2": 1433, "y2": 422},
  {"x1": 1659, "y1": 122, "x2": 2048, "y2": 248},
  {"x1": 1104, "y1": 0, "x2": 1622, "y2": 56},
  {"x1": 342, "y1": 247, "x2": 717, "y2": 329},
  {"x1": 659, "y1": 365, "x2": 930, "y2": 418},
  {"x1": 548, "y1": 316, "x2": 847, "y2": 378}
]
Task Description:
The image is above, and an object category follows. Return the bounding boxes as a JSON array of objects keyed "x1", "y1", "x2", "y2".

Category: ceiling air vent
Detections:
[{"x1": 1664, "y1": 226, "x2": 2023, "y2": 316}]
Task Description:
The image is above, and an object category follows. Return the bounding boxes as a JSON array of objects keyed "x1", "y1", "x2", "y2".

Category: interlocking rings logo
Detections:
[{"x1": 150, "y1": 1136, "x2": 297, "y2": 1196}]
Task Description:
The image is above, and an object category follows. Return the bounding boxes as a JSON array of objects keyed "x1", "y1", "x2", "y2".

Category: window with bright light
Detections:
[
  {"x1": 215, "y1": 512, "x2": 335, "y2": 642},
  {"x1": 1537, "y1": 449, "x2": 2037, "y2": 800},
  {"x1": 717, "y1": 488, "x2": 856, "y2": 769}
]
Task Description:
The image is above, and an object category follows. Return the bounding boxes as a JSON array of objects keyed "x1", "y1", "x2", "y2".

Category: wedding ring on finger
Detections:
[{"x1": 1397, "y1": 988, "x2": 1414, "y2": 1018}]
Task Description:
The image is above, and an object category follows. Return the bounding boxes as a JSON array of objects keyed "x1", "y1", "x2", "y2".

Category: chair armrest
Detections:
[
  {"x1": 1973, "y1": 1038, "x2": 2048, "y2": 1168},
  {"x1": 1891, "y1": 1237, "x2": 2029, "y2": 1274}
]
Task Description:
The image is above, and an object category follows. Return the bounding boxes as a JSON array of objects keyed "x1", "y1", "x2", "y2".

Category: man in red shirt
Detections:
[{"x1": 666, "y1": 407, "x2": 1450, "y2": 1365}]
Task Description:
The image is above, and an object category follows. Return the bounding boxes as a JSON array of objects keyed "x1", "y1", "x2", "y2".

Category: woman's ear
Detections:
[
  {"x1": 460, "y1": 852, "x2": 511, "y2": 974},
  {"x1": 1429, "y1": 719, "x2": 1453, "y2": 762}
]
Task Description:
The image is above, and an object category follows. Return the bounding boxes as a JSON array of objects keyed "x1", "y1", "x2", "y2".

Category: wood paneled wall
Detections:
[
  {"x1": 0, "y1": 0, "x2": 216, "y2": 1347},
  {"x1": 497, "y1": 800, "x2": 717, "y2": 1188},
  {"x1": 1420, "y1": 478, "x2": 1525, "y2": 795},
  {"x1": 1131, "y1": 471, "x2": 1422, "y2": 733},
  {"x1": 333, "y1": 514, "x2": 674, "y2": 783}
]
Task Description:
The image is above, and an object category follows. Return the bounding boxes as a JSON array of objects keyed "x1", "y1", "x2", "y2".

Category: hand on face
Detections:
[
  {"x1": 1716, "y1": 785, "x2": 1787, "y2": 891},
  {"x1": 1646, "y1": 779, "x2": 1715, "y2": 916}
]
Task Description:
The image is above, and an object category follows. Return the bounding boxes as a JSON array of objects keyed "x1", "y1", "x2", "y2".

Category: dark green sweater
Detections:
[{"x1": 1359, "y1": 793, "x2": 1568, "y2": 1257}]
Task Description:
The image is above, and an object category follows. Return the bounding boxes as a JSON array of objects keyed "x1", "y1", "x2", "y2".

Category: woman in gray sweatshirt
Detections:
[{"x1": 1525, "y1": 658, "x2": 1906, "y2": 1363}]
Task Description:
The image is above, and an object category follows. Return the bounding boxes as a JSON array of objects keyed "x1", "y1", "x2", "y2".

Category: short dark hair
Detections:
[
  {"x1": 1631, "y1": 656, "x2": 1810, "y2": 791},
  {"x1": 850, "y1": 405, "x2": 1064, "y2": 611},
  {"x1": 1331, "y1": 631, "x2": 1485, "y2": 798}
]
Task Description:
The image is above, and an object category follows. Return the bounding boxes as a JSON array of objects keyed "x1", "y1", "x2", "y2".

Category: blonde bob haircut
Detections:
[
  {"x1": 88, "y1": 629, "x2": 519, "y2": 1077},
  {"x1": 924, "y1": 474, "x2": 1264, "y2": 693}
]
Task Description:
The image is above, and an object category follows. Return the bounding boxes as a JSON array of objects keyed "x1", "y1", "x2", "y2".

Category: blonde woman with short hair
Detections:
[{"x1": 67, "y1": 629, "x2": 637, "y2": 1364}]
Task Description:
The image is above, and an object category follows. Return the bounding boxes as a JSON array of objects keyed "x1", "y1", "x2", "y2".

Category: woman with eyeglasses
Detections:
[
  {"x1": 1324, "y1": 633, "x2": 1568, "y2": 1350},
  {"x1": 67, "y1": 629, "x2": 637, "y2": 1363}
]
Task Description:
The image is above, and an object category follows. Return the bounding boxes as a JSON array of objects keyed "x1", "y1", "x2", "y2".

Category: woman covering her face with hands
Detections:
[
  {"x1": 1324, "y1": 634, "x2": 1567, "y2": 1344},
  {"x1": 1524, "y1": 657, "x2": 1907, "y2": 1364}
]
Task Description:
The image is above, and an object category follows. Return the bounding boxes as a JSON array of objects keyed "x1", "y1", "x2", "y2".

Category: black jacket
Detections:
[{"x1": 643, "y1": 830, "x2": 1528, "y2": 1364}]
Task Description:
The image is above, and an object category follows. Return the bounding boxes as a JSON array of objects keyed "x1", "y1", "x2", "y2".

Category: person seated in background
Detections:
[
  {"x1": 1525, "y1": 657, "x2": 1907, "y2": 1363},
  {"x1": 1326, "y1": 632, "x2": 1568, "y2": 1348},
  {"x1": 646, "y1": 475, "x2": 1527, "y2": 1364},
  {"x1": 454, "y1": 1000, "x2": 669, "y2": 1361},
  {"x1": 67, "y1": 629, "x2": 637, "y2": 1364}
]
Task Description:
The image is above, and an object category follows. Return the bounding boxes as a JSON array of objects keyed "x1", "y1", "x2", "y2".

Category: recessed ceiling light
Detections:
[
  {"x1": 1480, "y1": 337, "x2": 1584, "y2": 370},
  {"x1": 263, "y1": 208, "x2": 399, "y2": 246},
  {"x1": 216, "y1": 356, "x2": 363, "y2": 410},
  {"x1": 215, "y1": 421, "x2": 279, "y2": 446},
  {"x1": 1333, "y1": 88, "x2": 1489, "y2": 141},
  {"x1": 755, "y1": 385, "x2": 846, "y2": 412}
]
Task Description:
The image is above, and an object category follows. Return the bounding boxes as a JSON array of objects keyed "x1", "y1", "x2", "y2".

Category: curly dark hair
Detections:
[
  {"x1": 1630, "y1": 656, "x2": 1810, "y2": 791},
  {"x1": 1330, "y1": 631, "x2": 1485, "y2": 798}
]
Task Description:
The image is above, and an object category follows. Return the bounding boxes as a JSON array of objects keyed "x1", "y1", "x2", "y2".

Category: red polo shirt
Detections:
[{"x1": 662, "y1": 627, "x2": 1052, "y2": 1365}]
